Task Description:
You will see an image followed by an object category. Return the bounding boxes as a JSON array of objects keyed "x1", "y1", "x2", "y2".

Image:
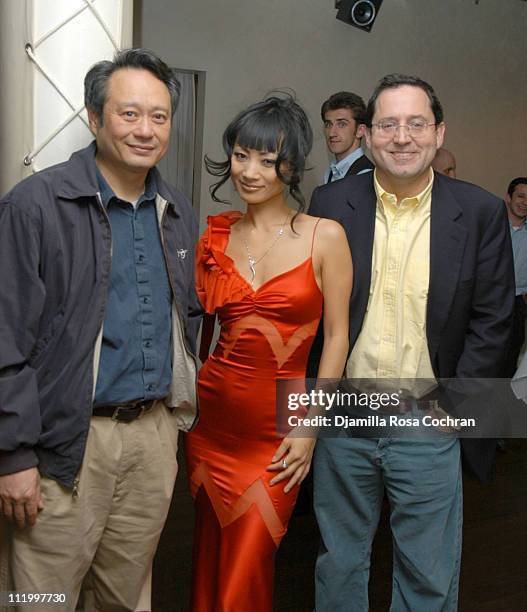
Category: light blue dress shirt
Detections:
[
  {"x1": 510, "y1": 220, "x2": 527, "y2": 295},
  {"x1": 323, "y1": 146, "x2": 373, "y2": 184}
]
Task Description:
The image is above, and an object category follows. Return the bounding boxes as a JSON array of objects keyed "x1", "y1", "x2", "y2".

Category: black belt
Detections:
[
  {"x1": 92, "y1": 399, "x2": 156, "y2": 423},
  {"x1": 376, "y1": 398, "x2": 439, "y2": 415}
]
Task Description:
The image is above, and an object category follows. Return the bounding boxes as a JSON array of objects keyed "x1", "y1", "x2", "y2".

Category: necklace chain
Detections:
[{"x1": 241, "y1": 211, "x2": 290, "y2": 285}]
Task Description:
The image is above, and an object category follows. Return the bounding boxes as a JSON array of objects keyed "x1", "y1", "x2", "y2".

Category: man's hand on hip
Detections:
[{"x1": 0, "y1": 467, "x2": 44, "y2": 529}]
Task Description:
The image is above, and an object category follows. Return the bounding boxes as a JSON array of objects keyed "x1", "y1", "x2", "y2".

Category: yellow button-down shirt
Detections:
[{"x1": 346, "y1": 170, "x2": 436, "y2": 397}]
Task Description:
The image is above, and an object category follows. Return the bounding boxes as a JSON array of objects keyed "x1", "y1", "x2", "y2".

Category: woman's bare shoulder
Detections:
[
  {"x1": 295, "y1": 212, "x2": 342, "y2": 230},
  {"x1": 307, "y1": 215, "x2": 346, "y2": 241}
]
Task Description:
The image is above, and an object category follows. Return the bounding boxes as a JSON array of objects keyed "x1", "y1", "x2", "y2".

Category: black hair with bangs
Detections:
[{"x1": 205, "y1": 93, "x2": 313, "y2": 223}]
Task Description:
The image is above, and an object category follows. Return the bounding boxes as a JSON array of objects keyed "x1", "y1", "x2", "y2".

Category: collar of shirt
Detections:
[
  {"x1": 509, "y1": 219, "x2": 527, "y2": 232},
  {"x1": 328, "y1": 147, "x2": 366, "y2": 180},
  {"x1": 95, "y1": 167, "x2": 158, "y2": 209},
  {"x1": 374, "y1": 168, "x2": 434, "y2": 218}
]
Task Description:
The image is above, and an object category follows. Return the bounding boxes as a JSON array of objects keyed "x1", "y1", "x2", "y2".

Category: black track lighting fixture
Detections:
[{"x1": 335, "y1": 0, "x2": 383, "y2": 33}]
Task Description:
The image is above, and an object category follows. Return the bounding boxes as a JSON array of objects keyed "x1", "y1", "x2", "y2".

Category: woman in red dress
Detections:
[{"x1": 186, "y1": 95, "x2": 352, "y2": 611}]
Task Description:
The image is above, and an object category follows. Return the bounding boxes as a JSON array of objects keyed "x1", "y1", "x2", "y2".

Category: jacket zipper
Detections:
[{"x1": 73, "y1": 192, "x2": 112, "y2": 497}]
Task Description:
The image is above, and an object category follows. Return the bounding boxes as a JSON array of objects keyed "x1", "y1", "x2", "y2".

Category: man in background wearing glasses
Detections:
[{"x1": 309, "y1": 74, "x2": 514, "y2": 611}]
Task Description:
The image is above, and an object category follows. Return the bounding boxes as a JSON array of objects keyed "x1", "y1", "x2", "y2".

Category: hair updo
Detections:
[{"x1": 205, "y1": 93, "x2": 313, "y2": 226}]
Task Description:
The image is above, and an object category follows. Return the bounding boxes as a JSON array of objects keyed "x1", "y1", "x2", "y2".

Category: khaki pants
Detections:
[
  {"x1": 1, "y1": 403, "x2": 178, "y2": 612},
  {"x1": 0, "y1": 521, "x2": 11, "y2": 612}
]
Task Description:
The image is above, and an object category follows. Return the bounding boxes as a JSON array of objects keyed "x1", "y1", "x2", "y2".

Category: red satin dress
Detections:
[{"x1": 186, "y1": 211, "x2": 323, "y2": 611}]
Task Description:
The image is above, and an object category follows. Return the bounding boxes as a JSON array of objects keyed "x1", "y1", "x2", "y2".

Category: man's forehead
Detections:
[
  {"x1": 325, "y1": 108, "x2": 354, "y2": 120},
  {"x1": 101, "y1": 71, "x2": 172, "y2": 119},
  {"x1": 107, "y1": 67, "x2": 148, "y2": 85},
  {"x1": 374, "y1": 85, "x2": 433, "y2": 117},
  {"x1": 514, "y1": 184, "x2": 527, "y2": 195},
  {"x1": 105, "y1": 68, "x2": 170, "y2": 100}
]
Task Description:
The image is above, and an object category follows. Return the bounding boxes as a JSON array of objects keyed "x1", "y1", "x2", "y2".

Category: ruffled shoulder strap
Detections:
[{"x1": 195, "y1": 211, "x2": 251, "y2": 313}]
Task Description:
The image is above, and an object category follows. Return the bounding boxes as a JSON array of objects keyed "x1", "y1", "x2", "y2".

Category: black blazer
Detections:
[
  {"x1": 345, "y1": 154, "x2": 374, "y2": 176},
  {"x1": 308, "y1": 171, "x2": 515, "y2": 482}
]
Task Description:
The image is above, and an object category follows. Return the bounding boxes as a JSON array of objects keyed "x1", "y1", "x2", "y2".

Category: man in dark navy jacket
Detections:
[{"x1": 0, "y1": 49, "x2": 201, "y2": 610}]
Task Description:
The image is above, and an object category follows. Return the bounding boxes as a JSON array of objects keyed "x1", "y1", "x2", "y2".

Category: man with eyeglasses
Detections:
[
  {"x1": 308, "y1": 74, "x2": 514, "y2": 611},
  {"x1": 321, "y1": 91, "x2": 374, "y2": 184}
]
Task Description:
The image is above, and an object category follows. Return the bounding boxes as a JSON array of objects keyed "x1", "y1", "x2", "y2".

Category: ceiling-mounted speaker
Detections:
[{"x1": 335, "y1": 0, "x2": 383, "y2": 33}]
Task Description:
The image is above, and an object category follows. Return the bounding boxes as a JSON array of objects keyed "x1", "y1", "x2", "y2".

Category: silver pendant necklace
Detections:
[{"x1": 241, "y1": 211, "x2": 290, "y2": 285}]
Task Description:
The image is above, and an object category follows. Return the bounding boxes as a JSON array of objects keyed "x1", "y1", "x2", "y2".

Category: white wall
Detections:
[{"x1": 140, "y1": 0, "x2": 527, "y2": 223}]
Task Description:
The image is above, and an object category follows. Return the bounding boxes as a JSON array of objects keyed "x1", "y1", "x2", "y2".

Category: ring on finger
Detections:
[{"x1": 282, "y1": 459, "x2": 288, "y2": 469}]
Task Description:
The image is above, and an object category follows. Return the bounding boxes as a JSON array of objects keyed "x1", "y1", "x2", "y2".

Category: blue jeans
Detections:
[{"x1": 314, "y1": 435, "x2": 462, "y2": 612}]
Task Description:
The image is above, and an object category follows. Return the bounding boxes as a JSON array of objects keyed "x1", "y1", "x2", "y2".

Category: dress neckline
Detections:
[
  {"x1": 221, "y1": 214, "x2": 321, "y2": 294},
  {"x1": 227, "y1": 254, "x2": 314, "y2": 294}
]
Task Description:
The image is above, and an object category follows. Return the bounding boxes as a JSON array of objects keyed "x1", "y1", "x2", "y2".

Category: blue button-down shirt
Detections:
[
  {"x1": 94, "y1": 169, "x2": 173, "y2": 405},
  {"x1": 510, "y1": 220, "x2": 527, "y2": 296},
  {"x1": 323, "y1": 146, "x2": 373, "y2": 184}
]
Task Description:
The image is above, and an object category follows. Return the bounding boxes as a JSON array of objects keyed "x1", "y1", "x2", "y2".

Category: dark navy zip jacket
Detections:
[{"x1": 0, "y1": 143, "x2": 201, "y2": 487}]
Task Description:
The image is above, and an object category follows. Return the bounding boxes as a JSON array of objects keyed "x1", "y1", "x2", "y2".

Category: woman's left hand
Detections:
[{"x1": 267, "y1": 435, "x2": 316, "y2": 493}]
